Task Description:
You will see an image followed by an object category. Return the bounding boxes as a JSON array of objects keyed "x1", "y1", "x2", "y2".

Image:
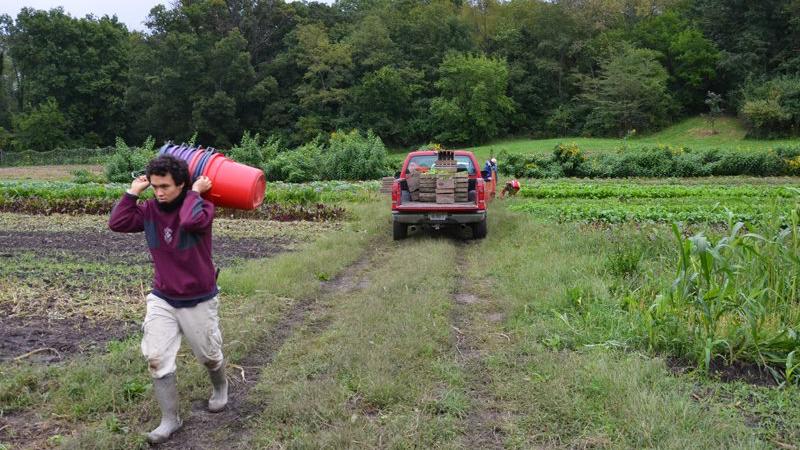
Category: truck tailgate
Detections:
[{"x1": 395, "y1": 201, "x2": 480, "y2": 212}]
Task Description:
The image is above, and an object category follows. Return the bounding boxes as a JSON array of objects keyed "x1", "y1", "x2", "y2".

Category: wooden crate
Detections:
[
  {"x1": 436, "y1": 193, "x2": 455, "y2": 203},
  {"x1": 436, "y1": 177, "x2": 455, "y2": 190},
  {"x1": 419, "y1": 193, "x2": 437, "y2": 202},
  {"x1": 380, "y1": 176, "x2": 394, "y2": 193},
  {"x1": 406, "y1": 172, "x2": 420, "y2": 192}
]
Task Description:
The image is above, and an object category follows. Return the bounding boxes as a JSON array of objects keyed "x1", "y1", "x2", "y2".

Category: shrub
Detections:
[
  {"x1": 740, "y1": 75, "x2": 800, "y2": 138},
  {"x1": 497, "y1": 150, "x2": 561, "y2": 178},
  {"x1": 226, "y1": 132, "x2": 282, "y2": 170},
  {"x1": 552, "y1": 143, "x2": 586, "y2": 176},
  {"x1": 673, "y1": 149, "x2": 713, "y2": 177},
  {"x1": 498, "y1": 144, "x2": 800, "y2": 179},
  {"x1": 71, "y1": 169, "x2": 106, "y2": 184},
  {"x1": 322, "y1": 130, "x2": 389, "y2": 180},
  {"x1": 263, "y1": 140, "x2": 324, "y2": 183},
  {"x1": 104, "y1": 137, "x2": 157, "y2": 183},
  {"x1": 701, "y1": 149, "x2": 784, "y2": 176}
]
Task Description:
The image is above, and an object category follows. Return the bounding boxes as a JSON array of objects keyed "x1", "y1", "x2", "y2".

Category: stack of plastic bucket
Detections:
[{"x1": 158, "y1": 143, "x2": 266, "y2": 210}]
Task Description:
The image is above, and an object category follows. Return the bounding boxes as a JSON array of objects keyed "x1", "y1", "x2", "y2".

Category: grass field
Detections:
[
  {"x1": 1, "y1": 172, "x2": 799, "y2": 449},
  {"x1": 465, "y1": 117, "x2": 800, "y2": 161}
]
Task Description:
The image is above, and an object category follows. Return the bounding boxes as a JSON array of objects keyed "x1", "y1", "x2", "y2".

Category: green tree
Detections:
[
  {"x1": 0, "y1": 14, "x2": 15, "y2": 129},
  {"x1": 689, "y1": 0, "x2": 795, "y2": 108},
  {"x1": 347, "y1": 66, "x2": 425, "y2": 145},
  {"x1": 290, "y1": 23, "x2": 353, "y2": 141},
  {"x1": 430, "y1": 53, "x2": 514, "y2": 144},
  {"x1": 628, "y1": 12, "x2": 719, "y2": 112},
  {"x1": 581, "y1": 44, "x2": 675, "y2": 136},
  {"x1": 12, "y1": 97, "x2": 69, "y2": 151},
  {"x1": 489, "y1": 1, "x2": 584, "y2": 135},
  {"x1": 8, "y1": 8, "x2": 128, "y2": 145},
  {"x1": 126, "y1": 4, "x2": 258, "y2": 147},
  {"x1": 346, "y1": 14, "x2": 400, "y2": 75}
]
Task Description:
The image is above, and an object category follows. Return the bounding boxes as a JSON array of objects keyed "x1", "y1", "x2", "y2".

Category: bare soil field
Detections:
[
  {"x1": 0, "y1": 213, "x2": 339, "y2": 364},
  {"x1": 0, "y1": 164, "x2": 103, "y2": 181}
]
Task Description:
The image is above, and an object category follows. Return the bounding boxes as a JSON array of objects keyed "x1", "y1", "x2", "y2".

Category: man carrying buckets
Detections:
[{"x1": 109, "y1": 154, "x2": 227, "y2": 444}]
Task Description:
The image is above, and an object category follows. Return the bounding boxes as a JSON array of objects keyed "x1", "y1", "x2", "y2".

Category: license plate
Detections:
[{"x1": 429, "y1": 214, "x2": 447, "y2": 221}]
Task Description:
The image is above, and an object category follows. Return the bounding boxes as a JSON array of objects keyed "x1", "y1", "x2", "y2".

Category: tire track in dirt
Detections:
[
  {"x1": 452, "y1": 241, "x2": 507, "y2": 449},
  {"x1": 157, "y1": 240, "x2": 386, "y2": 450}
]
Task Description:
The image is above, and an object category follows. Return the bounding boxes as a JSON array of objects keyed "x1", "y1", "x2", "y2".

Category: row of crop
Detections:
[
  {"x1": 632, "y1": 221, "x2": 800, "y2": 382},
  {"x1": 0, "y1": 180, "x2": 379, "y2": 204},
  {"x1": 518, "y1": 182, "x2": 795, "y2": 200},
  {"x1": 509, "y1": 197, "x2": 786, "y2": 224},
  {"x1": 0, "y1": 197, "x2": 346, "y2": 221},
  {"x1": 499, "y1": 144, "x2": 800, "y2": 178}
]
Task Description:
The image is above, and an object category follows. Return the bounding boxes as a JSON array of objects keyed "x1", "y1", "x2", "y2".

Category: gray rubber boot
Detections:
[
  {"x1": 207, "y1": 363, "x2": 228, "y2": 412},
  {"x1": 146, "y1": 373, "x2": 182, "y2": 444}
]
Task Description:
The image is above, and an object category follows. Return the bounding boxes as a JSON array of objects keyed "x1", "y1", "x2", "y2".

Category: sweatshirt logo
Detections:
[{"x1": 163, "y1": 227, "x2": 174, "y2": 244}]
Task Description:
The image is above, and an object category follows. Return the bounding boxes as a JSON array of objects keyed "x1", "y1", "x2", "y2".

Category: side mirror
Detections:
[
  {"x1": 394, "y1": 171, "x2": 401, "y2": 179},
  {"x1": 480, "y1": 169, "x2": 489, "y2": 179}
]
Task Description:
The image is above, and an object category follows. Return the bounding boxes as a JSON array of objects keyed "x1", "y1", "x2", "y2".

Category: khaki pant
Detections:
[{"x1": 141, "y1": 293, "x2": 224, "y2": 378}]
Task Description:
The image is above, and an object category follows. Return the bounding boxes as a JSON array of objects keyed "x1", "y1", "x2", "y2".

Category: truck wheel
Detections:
[
  {"x1": 472, "y1": 219, "x2": 487, "y2": 239},
  {"x1": 393, "y1": 221, "x2": 408, "y2": 240}
]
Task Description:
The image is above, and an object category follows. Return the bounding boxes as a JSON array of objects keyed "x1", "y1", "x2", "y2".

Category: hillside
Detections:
[{"x1": 467, "y1": 116, "x2": 800, "y2": 161}]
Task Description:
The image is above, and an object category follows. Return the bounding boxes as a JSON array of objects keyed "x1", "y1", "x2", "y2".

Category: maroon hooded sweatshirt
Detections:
[{"x1": 109, "y1": 191, "x2": 218, "y2": 307}]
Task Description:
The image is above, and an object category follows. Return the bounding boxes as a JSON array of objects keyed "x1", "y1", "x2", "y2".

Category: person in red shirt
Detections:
[
  {"x1": 109, "y1": 155, "x2": 227, "y2": 444},
  {"x1": 500, "y1": 179, "x2": 521, "y2": 198}
]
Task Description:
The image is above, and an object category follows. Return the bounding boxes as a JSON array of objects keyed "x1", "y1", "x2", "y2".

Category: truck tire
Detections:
[
  {"x1": 393, "y1": 221, "x2": 408, "y2": 240},
  {"x1": 472, "y1": 218, "x2": 487, "y2": 239}
]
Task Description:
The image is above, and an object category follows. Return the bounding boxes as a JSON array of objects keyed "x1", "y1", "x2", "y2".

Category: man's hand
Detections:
[
  {"x1": 192, "y1": 176, "x2": 212, "y2": 194},
  {"x1": 129, "y1": 175, "x2": 150, "y2": 196}
]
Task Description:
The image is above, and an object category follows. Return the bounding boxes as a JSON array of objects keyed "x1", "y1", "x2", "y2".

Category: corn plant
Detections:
[{"x1": 645, "y1": 213, "x2": 800, "y2": 382}]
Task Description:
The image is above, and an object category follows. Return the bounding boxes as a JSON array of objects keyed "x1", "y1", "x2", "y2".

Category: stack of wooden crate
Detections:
[
  {"x1": 380, "y1": 176, "x2": 394, "y2": 194},
  {"x1": 454, "y1": 172, "x2": 469, "y2": 202},
  {"x1": 406, "y1": 171, "x2": 420, "y2": 200},
  {"x1": 435, "y1": 173, "x2": 455, "y2": 203},
  {"x1": 418, "y1": 173, "x2": 437, "y2": 202}
]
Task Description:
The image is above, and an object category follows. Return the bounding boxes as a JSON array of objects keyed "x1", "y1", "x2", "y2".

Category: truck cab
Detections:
[{"x1": 391, "y1": 150, "x2": 488, "y2": 240}]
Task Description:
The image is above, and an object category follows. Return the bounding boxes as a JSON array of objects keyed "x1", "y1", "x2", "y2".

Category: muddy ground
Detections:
[
  {"x1": 0, "y1": 229, "x2": 292, "y2": 266},
  {"x1": 0, "y1": 228, "x2": 293, "y2": 363}
]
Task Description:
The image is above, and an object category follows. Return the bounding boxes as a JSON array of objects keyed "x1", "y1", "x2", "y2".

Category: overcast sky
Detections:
[
  {"x1": 0, "y1": 1, "x2": 333, "y2": 32},
  {"x1": 0, "y1": 1, "x2": 168, "y2": 31}
]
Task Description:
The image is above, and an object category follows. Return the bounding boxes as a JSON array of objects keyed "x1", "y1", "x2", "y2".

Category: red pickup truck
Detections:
[{"x1": 391, "y1": 150, "x2": 488, "y2": 240}]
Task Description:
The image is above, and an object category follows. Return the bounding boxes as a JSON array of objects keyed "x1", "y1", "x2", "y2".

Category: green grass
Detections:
[
  {"x1": 465, "y1": 116, "x2": 800, "y2": 161},
  {"x1": 464, "y1": 206, "x2": 798, "y2": 447},
  {"x1": 245, "y1": 238, "x2": 466, "y2": 448},
  {"x1": 3, "y1": 192, "x2": 800, "y2": 448},
  {"x1": 0, "y1": 202, "x2": 386, "y2": 449}
]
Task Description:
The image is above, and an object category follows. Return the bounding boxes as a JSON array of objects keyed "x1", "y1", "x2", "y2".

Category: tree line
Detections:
[{"x1": 0, "y1": 0, "x2": 798, "y2": 152}]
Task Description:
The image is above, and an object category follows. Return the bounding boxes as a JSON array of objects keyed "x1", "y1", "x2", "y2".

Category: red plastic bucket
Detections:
[{"x1": 202, "y1": 154, "x2": 265, "y2": 210}]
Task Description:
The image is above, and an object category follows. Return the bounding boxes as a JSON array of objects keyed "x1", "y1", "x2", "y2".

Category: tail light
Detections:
[
  {"x1": 477, "y1": 180, "x2": 486, "y2": 210},
  {"x1": 392, "y1": 181, "x2": 400, "y2": 208}
]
